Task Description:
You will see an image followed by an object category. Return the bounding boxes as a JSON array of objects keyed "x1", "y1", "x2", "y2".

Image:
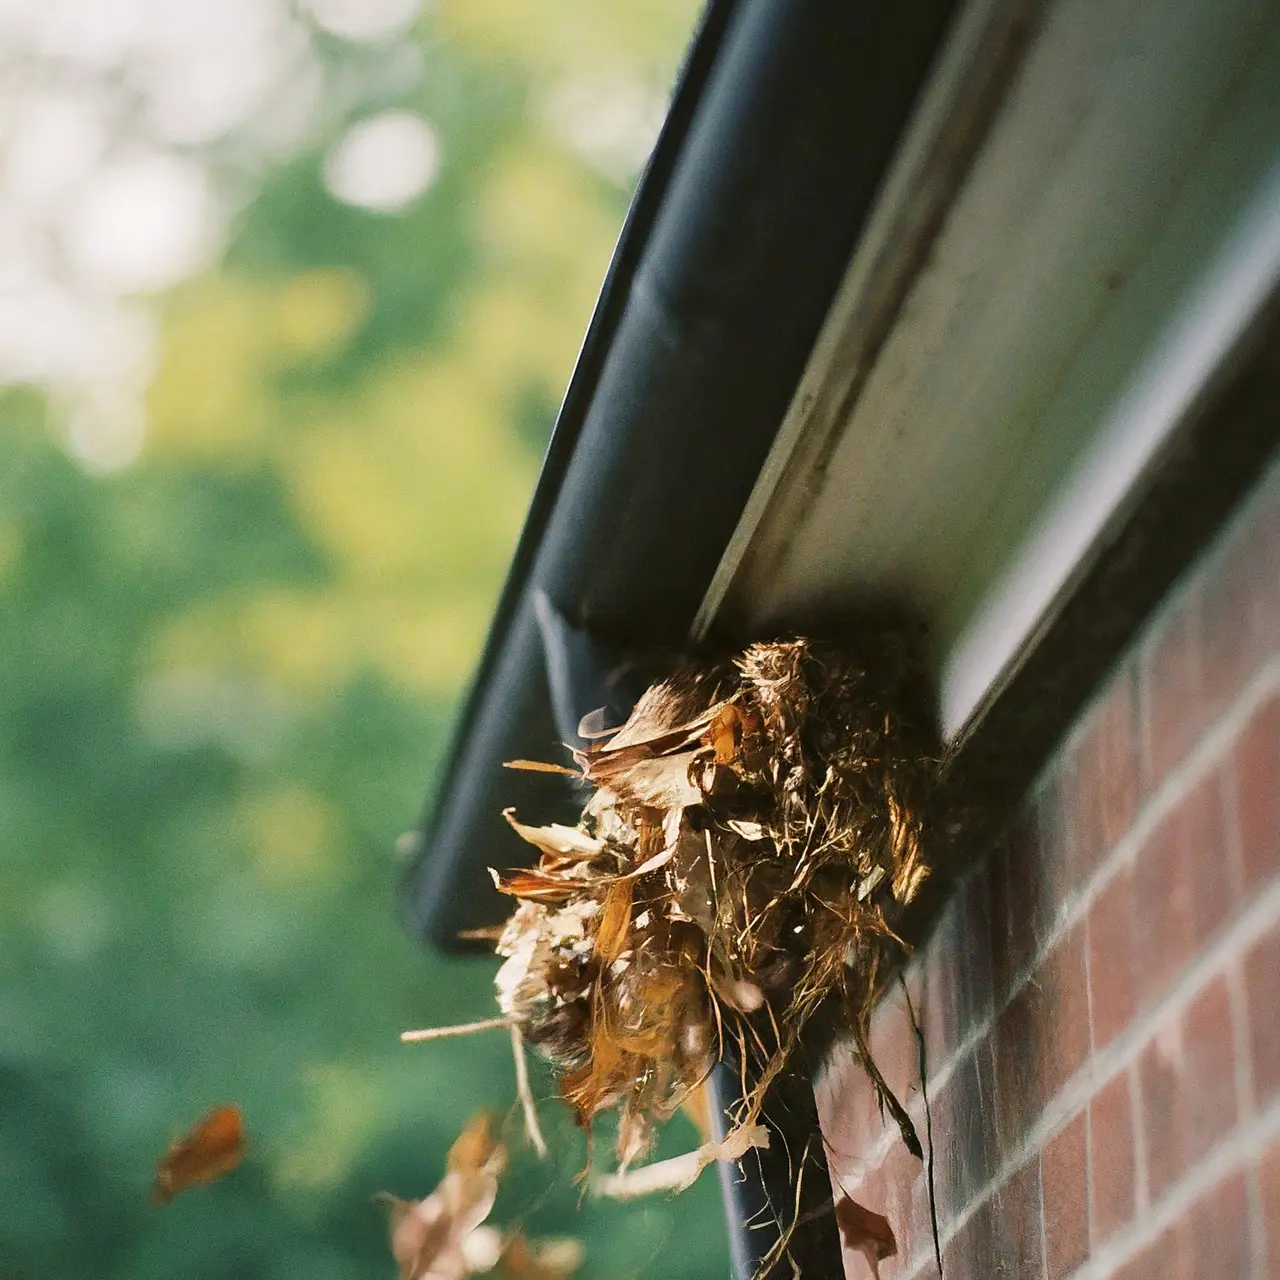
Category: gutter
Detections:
[{"x1": 402, "y1": 0, "x2": 960, "y2": 949}]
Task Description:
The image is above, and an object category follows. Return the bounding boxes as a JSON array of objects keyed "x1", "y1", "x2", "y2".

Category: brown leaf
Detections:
[
  {"x1": 502, "y1": 810, "x2": 603, "y2": 859},
  {"x1": 378, "y1": 1113, "x2": 507, "y2": 1280},
  {"x1": 378, "y1": 1193, "x2": 455, "y2": 1280},
  {"x1": 594, "y1": 881, "x2": 632, "y2": 963},
  {"x1": 586, "y1": 750, "x2": 703, "y2": 810},
  {"x1": 152, "y1": 1103, "x2": 244, "y2": 1204},
  {"x1": 835, "y1": 1196, "x2": 897, "y2": 1279},
  {"x1": 446, "y1": 1111, "x2": 500, "y2": 1178},
  {"x1": 705, "y1": 703, "x2": 744, "y2": 765}
]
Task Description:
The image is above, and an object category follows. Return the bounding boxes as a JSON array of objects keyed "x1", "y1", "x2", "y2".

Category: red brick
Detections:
[
  {"x1": 993, "y1": 1156, "x2": 1046, "y2": 1279},
  {"x1": 1201, "y1": 474, "x2": 1280, "y2": 717},
  {"x1": 1088, "y1": 866, "x2": 1137, "y2": 1052},
  {"x1": 1042, "y1": 1111, "x2": 1088, "y2": 1279},
  {"x1": 1089, "y1": 1070, "x2": 1136, "y2": 1244},
  {"x1": 922, "y1": 875, "x2": 995, "y2": 1066},
  {"x1": 1245, "y1": 927, "x2": 1280, "y2": 1106},
  {"x1": 1138, "y1": 976, "x2": 1240, "y2": 1201},
  {"x1": 942, "y1": 1159, "x2": 1044, "y2": 1280},
  {"x1": 933, "y1": 1043, "x2": 998, "y2": 1227},
  {"x1": 1132, "y1": 775, "x2": 1235, "y2": 1006},
  {"x1": 994, "y1": 981, "x2": 1048, "y2": 1155},
  {"x1": 875, "y1": 1129, "x2": 928, "y2": 1267},
  {"x1": 1039, "y1": 758, "x2": 1087, "y2": 912},
  {"x1": 1260, "y1": 1133, "x2": 1280, "y2": 1279},
  {"x1": 1111, "y1": 1231, "x2": 1180, "y2": 1280},
  {"x1": 989, "y1": 809, "x2": 1056, "y2": 1002},
  {"x1": 942, "y1": 1185, "x2": 998, "y2": 1279},
  {"x1": 1141, "y1": 589, "x2": 1205, "y2": 790},
  {"x1": 1041, "y1": 924, "x2": 1092, "y2": 1103},
  {"x1": 868, "y1": 985, "x2": 922, "y2": 1117},
  {"x1": 1229, "y1": 691, "x2": 1280, "y2": 893},
  {"x1": 817, "y1": 1042, "x2": 884, "y2": 1175},
  {"x1": 1176, "y1": 1170, "x2": 1251, "y2": 1280},
  {"x1": 1068, "y1": 668, "x2": 1142, "y2": 883}
]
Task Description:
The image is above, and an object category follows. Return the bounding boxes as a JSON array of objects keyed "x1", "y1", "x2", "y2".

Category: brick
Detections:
[
  {"x1": 1088, "y1": 866, "x2": 1136, "y2": 1052},
  {"x1": 988, "y1": 927, "x2": 1089, "y2": 1163},
  {"x1": 1141, "y1": 588, "x2": 1205, "y2": 790},
  {"x1": 868, "y1": 985, "x2": 922, "y2": 1118},
  {"x1": 994, "y1": 981, "x2": 1047, "y2": 1155},
  {"x1": 1244, "y1": 927, "x2": 1280, "y2": 1106},
  {"x1": 992, "y1": 1156, "x2": 1045, "y2": 1279},
  {"x1": 1111, "y1": 1231, "x2": 1180, "y2": 1280},
  {"x1": 933, "y1": 1042, "x2": 998, "y2": 1228},
  {"x1": 1089, "y1": 1070, "x2": 1136, "y2": 1244},
  {"x1": 990, "y1": 809, "x2": 1056, "y2": 1003},
  {"x1": 1040, "y1": 924, "x2": 1092, "y2": 1104},
  {"x1": 989, "y1": 930, "x2": 1089, "y2": 1160},
  {"x1": 942, "y1": 1186, "x2": 998, "y2": 1280},
  {"x1": 921, "y1": 874, "x2": 995, "y2": 1067},
  {"x1": 942, "y1": 1159, "x2": 1044, "y2": 1280},
  {"x1": 1229, "y1": 691, "x2": 1280, "y2": 893},
  {"x1": 817, "y1": 1041, "x2": 884, "y2": 1180},
  {"x1": 1038, "y1": 758, "x2": 1085, "y2": 916},
  {"x1": 1067, "y1": 667, "x2": 1142, "y2": 884},
  {"x1": 1201, "y1": 471, "x2": 1280, "y2": 717},
  {"x1": 1260, "y1": 1133, "x2": 1280, "y2": 1279},
  {"x1": 1042, "y1": 1111, "x2": 1088, "y2": 1279},
  {"x1": 1138, "y1": 976, "x2": 1240, "y2": 1202},
  {"x1": 1132, "y1": 775, "x2": 1235, "y2": 1007},
  {"x1": 1177, "y1": 1170, "x2": 1251, "y2": 1280}
]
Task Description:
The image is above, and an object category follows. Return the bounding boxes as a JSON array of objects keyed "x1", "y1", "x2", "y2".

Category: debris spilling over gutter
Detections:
[{"x1": 408, "y1": 635, "x2": 937, "y2": 1205}]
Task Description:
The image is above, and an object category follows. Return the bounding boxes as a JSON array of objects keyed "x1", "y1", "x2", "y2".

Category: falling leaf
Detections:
[
  {"x1": 378, "y1": 1112, "x2": 507, "y2": 1280},
  {"x1": 151, "y1": 1103, "x2": 245, "y2": 1204},
  {"x1": 836, "y1": 1196, "x2": 898, "y2": 1279}
]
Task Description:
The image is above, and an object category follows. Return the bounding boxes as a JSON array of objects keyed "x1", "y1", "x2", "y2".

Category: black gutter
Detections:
[{"x1": 402, "y1": 0, "x2": 961, "y2": 950}]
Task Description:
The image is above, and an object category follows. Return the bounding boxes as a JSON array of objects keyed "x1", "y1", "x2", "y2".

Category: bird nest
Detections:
[{"x1": 486, "y1": 635, "x2": 936, "y2": 1177}]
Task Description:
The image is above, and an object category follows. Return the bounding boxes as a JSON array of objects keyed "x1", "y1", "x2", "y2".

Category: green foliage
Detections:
[{"x1": 0, "y1": 4, "x2": 727, "y2": 1278}]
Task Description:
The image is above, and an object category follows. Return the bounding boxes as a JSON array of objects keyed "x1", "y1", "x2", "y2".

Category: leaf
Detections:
[
  {"x1": 503, "y1": 759, "x2": 582, "y2": 777},
  {"x1": 594, "y1": 881, "x2": 632, "y2": 963},
  {"x1": 378, "y1": 1112, "x2": 507, "y2": 1280},
  {"x1": 502, "y1": 809, "x2": 603, "y2": 859},
  {"x1": 835, "y1": 1197, "x2": 898, "y2": 1279},
  {"x1": 152, "y1": 1103, "x2": 244, "y2": 1204}
]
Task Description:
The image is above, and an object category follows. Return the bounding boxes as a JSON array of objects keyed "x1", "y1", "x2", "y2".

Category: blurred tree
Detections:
[{"x1": 0, "y1": 2, "x2": 729, "y2": 1278}]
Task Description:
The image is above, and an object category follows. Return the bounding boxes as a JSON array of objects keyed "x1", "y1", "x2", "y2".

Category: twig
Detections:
[
  {"x1": 510, "y1": 1022, "x2": 548, "y2": 1159},
  {"x1": 400, "y1": 1016, "x2": 517, "y2": 1042}
]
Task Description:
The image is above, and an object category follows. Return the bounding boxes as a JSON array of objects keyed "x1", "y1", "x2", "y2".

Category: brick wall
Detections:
[{"x1": 817, "y1": 455, "x2": 1280, "y2": 1279}]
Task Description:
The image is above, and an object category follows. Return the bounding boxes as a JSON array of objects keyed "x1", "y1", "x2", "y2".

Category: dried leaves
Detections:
[
  {"x1": 835, "y1": 1197, "x2": 898, "y2": 1279},
  {"x1": 152, "y1": 1103, "x2": 245, "y2": 1204},
  {"x1": 484, "y1": 637, "x2": 935, "y2": 1182},
  {"x1": 380, "y1": 1113, "x2": 581, "y2": 1280}
]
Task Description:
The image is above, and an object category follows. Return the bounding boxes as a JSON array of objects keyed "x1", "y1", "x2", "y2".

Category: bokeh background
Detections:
[{"x1": 0, "y1": 1, "x2": 731, "y2": 1275}]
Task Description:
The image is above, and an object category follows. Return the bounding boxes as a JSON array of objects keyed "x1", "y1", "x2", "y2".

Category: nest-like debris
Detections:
[{"x1": 491, "y1": 636, "x2": 936, "y2": 1172}]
